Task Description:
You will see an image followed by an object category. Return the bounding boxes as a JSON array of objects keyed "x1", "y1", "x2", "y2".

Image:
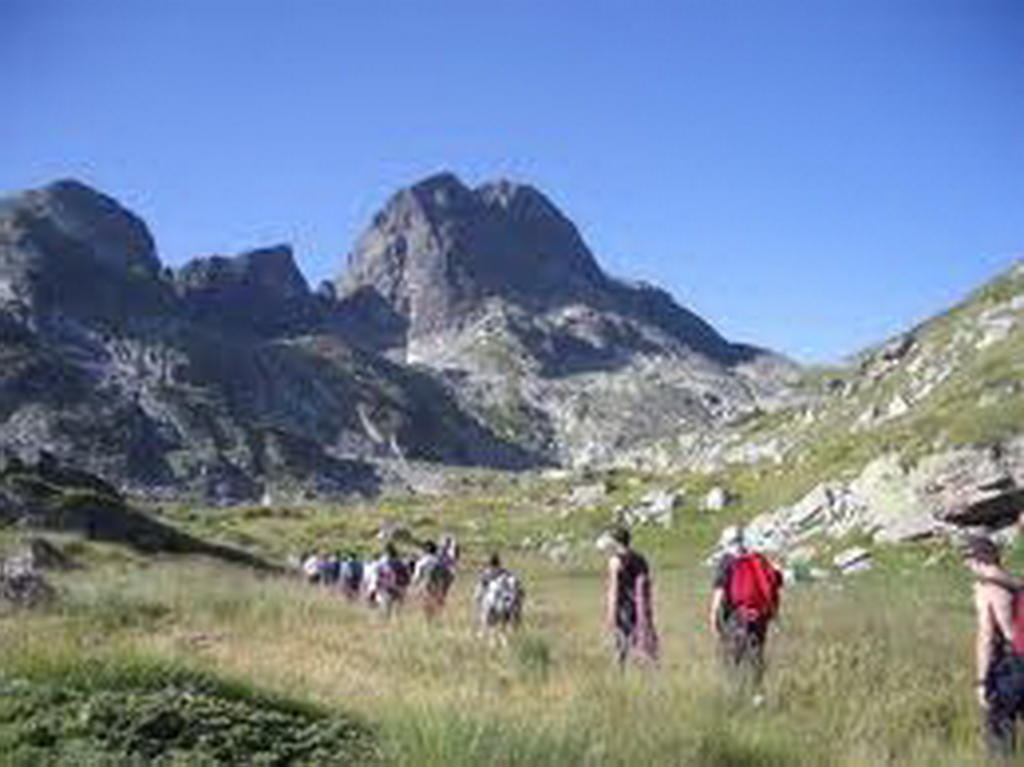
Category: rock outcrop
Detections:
[
  {"x1": 338, "y1": 173, "x2": 799, "y2": 466},
  {"x1": 175, "y1": 245, "x2": 316, "y2": 336},
  {"x1": 0, "y1": 179, "x2": 538, "y2": 500},
  {"x1": 718, "y1": 439, "x2": 1024, "y2": 564}
]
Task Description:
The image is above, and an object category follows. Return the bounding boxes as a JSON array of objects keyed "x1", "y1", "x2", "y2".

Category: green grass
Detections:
[{"x1": 0, "y1": 520, "x2": 1004, "y2": 766}]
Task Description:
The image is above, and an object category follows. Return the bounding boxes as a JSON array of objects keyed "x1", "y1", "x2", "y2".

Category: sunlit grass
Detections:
[{"x1": 0, "y1": 532, "x2": 998, "y2": 765}]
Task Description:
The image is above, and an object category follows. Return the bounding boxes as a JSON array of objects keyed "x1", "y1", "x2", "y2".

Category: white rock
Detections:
[
  {"x1": 785, "y1": 545, "x2": 818, "y2": 564},
  {"x1": 546, "y1": 542, "x2": 572, "y2": 563},
  {"x1": 884, "y1": 394, "x2": 911, "y2": 420},
  {"x1": 703, "y1": 486, "x2": 729, "y2": 511},
  {"x1": 833, "y1": 547, "x2": 871, "y2": 571},
  {"x1": 569, "y1": 481, "x2": 609, "y2": 507},
  {"x1": 978, "y1": 317, "x2": 1015, "y2": 348},
  {"x1": 872, "y1": 513, "x2": 939, "y2": 544},
  {"x1": 839, "y1": 560, "x2": 873, "y2": 575}
]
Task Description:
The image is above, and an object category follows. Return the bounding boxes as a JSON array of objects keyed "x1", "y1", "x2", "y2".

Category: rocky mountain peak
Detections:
[
  {"x1": 0, "y1": 178, "x2": 168, "y2": 318},
  {"x1": 4, "y1": 178, "x2": 160, "y2": 277},
  {"x1": 338, "y1": 173, "x2": 607, "y2": 345},
  {"x1": 175, "y1": 245, "x2": 314, "y2": 336}
]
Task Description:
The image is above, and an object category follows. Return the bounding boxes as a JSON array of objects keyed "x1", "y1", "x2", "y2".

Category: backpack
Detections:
[
  {"x1": 418, "y1": 555, "x2": 452, "y2": 593},
  {"x1": 340, "y1": 560, "x2": 363, "y2": 590},
  {"x1": 377, "y1": 559, "x2": 401, "y2": 596},
  {"x1": 485, "y1": 572, "x2": 522, "y2": 618},
  {"x1": 726, "y1": 552, "x2": 782, "y2": 623},
  {"x1": 1011, "y1": 588, "x2": 1024, "y2": 656}
]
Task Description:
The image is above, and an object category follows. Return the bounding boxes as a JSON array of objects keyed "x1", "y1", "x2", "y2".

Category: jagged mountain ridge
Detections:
[
  {"x1": 0, "y1": 173, "x2": 801, "y2": 496},
  {"x1": 337, "y1": 173, "x2": 799, "y2": 465},
  {"x1": 0, "y1": 179, "x2": 537, "y2": 500},
  {"x1": 338, "y1": 172, "x2": 753, "y2": 367}
]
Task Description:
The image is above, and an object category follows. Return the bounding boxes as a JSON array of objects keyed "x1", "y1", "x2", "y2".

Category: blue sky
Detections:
[{"x1": 2, "y1": 0, "x2": 1022, "y2": 363}]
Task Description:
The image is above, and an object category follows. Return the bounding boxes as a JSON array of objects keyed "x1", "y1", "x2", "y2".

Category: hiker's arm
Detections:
[
  {"x1": 975, "y1": 586, "x2": 995, "y2": 705},
  {"x1": 991, "y1": 584, "x2": 1015, "y2": 647},
  {"x1": 709, "y1": 587, "x2": 725, "y2": 635},
  {"x1": 606, "y1": 557, "x2": 620, "y2": 628}
]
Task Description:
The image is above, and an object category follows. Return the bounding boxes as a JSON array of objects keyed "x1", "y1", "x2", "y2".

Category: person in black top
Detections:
[
  {"x1": 606, "y1": 527, "x2": 655, "y2": 668},
  {"x1": 965, "y1": 535, "x2": 1024, "y2": 757}
]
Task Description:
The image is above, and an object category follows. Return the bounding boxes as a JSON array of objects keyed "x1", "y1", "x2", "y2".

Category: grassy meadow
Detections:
[{"x1": 0, "y1": 489, "x2": 1001, "y2": 766}]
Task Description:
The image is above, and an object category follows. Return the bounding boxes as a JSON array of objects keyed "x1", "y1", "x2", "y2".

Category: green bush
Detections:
[{"x1": 0, "y1": 666, "x2": 379, "y2": 766}]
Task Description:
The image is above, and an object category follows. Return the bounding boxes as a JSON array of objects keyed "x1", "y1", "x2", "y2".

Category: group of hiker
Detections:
[
  {"x1": 300, "y1": 520, "x2": 1024, "y2": 757},
  {"x1": 605, "y1": 523, "x2": 781, "y2": 700},
  {"x1": 612, "y1": 526, "x2": 1024, "y2": 757},
  {"x1": 297, "y1": 533, "x2": 526, "y2": 638}
]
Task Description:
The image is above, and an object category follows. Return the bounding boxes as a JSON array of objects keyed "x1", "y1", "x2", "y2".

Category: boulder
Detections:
[
  {"x1": 9, "y1": 537, "x2": 76, "y2": 571},
  {"x1": 833, "y1": 547, "x2": 872, "y2": 572},
  {"x1": 175, "y1": 245, "x2": 315, "y2": 336},
  {"x1": 703, "y1": 486, "x2": 730, "y2": 511},
  {"x1": 621, "y1": 489, "x2": 679, "y2": 528},
  {"x1": 850, "y1": 453, "x2": 941, "y2": 543},
  {"x1": 0, "y1": 553, "x2": 55, "y2": 609},
  {"x1": 569, "y1": 481, "x2": 609, "y2": 507},
  {"x1": 913, "y1": 446, "x2": 1021, "y2": 527}
]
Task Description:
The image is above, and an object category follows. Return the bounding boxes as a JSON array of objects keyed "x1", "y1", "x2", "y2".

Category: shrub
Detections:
[{"x1": 0, "y1": 666, "x2": 379, "y2": 765}]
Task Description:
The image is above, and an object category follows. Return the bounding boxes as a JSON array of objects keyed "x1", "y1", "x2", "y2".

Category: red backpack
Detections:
[
  {"x1": 726, "y1": 552, "x2": 783, "y2": 623},
  {"x1": 1012, "y1": 589, "x2": 1024, "y2": 656}
]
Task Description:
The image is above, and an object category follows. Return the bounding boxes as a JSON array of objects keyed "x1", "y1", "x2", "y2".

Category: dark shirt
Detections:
[
  {"x1": 614, "y1": 550, "x2": 649, "y2": 629},
  {"x1": 713, "y1": 554, "x2": 739, "y2": 625},
  {"x1": 713, "y1": 554, "x2": 736, "y2": 591}
]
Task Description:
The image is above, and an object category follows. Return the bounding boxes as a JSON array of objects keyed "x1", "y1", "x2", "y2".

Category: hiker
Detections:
[
  {"x1": 302, "y1": 551, "x2": 323, "y2": 585},
  {"x1": 964, "y1": 535, "x2": 1024, "y2": 758},
  {"x1": 475, "y1": 553, "x2": 525, "y2": 644},
  {"x1": 412, "y1": 540, "x2": 454, "y2": 620},
  {"x1": 606, "y1": 527, "x2": 658, "y2": 668},
  {"x1": 339, "y1": 551, "x2": 364, "y2": 601},
  {"x1": 440, "y1": 533, "x2": 461, "y2": 570},
  {"x1": 708, "y1": 525, "x2": 783, "y2": 693},
  {"x1": 367, "y1": 543, "x2": 409, "y2": 616},
  {"x1": 322, "y1": 551, "x2": 342, "y2": 586}
]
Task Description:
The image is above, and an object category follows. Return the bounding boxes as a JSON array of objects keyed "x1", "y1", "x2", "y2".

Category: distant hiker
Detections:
[
  {"x1": 475, "y1": 553, "x2": 525, "y2": 644},
  {"x1": 606, "y1": 527, "x2": 658, "y2": 668},
  {"x1": 440, "y1": 533, "x2": 461, "y2": 570},
  {"x1": 367, "y1": 543, "x2": 409, "y2": 616},
  {"x1": 964, "y1": 535, "x2": 1024, "y2": 758},
  {"x1": 709, "y1": 525, "x2": 783, "y2": 693},
  {"x1": 322, "y1": 551, "x2": 342, "y2": 586},
  {"x1": 412, "y1": 540, "x2": 454, "y2": 620},
  {"x1": 339, "y1": 551, "x2": 364, "y2": 601},
  {"x1": 302, "y1": 551, "x2": 323, "y2": 585}
]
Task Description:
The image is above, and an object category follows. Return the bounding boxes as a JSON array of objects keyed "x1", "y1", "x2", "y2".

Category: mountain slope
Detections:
[
  {"x1": 337, "y1": 172, "x2": 799, "y2": 466},
  {"x1": 0, "y1": 180, "x2": 536, "y2": 500}
]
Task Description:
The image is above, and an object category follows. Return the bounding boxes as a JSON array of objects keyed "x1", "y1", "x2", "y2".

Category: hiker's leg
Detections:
[
  {"x1": 986, "y1": 659, "x2": 1021, "y2": 757},
  {"x1": 613, "y1": 627, "x2": 631, "y2": 669},
  {"x1": 746, "y1": 621, "x2": 768, "y2": 688},
  {"x1": 721, "y1": 617, "x2": 746, "y2": 676},
  {"x1": 986, "y1": 699, "x2": 1015, "y2": 758}
]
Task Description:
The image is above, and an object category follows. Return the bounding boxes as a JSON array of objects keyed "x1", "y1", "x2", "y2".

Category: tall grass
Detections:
[{"x1": 0, "y1": 538, "x2": 998, "y2": 766}]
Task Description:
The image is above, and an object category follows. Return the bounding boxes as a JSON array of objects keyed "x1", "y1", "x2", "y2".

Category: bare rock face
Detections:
[
  {"x1": 175, "y1": 245, "x2": 316, "y2": 336},
  {"x1": 338, "y1": 173, "x2": 607, "y2": 343},
  {"x1": 337, "y1": 173, "x2": 750, "y2": 367},
  {"x1": 0, "y1": 179, "x2": 540, "y2": 500},
  {"x1": 0, "y1": 179, "x2": 159, "y2": 279},
  {"x1": 338, "y1": 173, "x2": 799, "y2": 466},
  {"x1": 0, "y1": 179, "x2": 171, "y2": 321}
]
